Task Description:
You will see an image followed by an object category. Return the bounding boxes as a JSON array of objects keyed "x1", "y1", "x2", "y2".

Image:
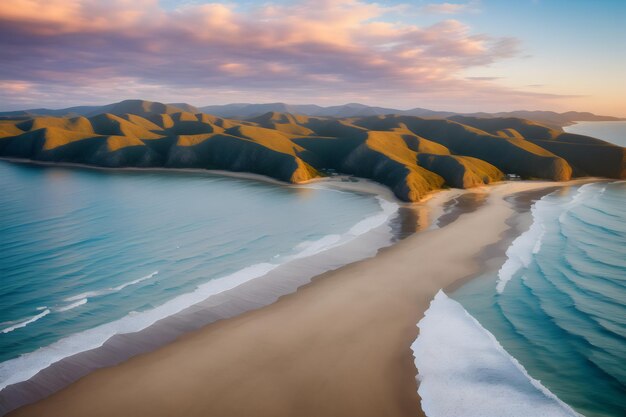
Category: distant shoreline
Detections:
[{"x1": 564, "y1": 120, "x2": 626, "y2": 147}]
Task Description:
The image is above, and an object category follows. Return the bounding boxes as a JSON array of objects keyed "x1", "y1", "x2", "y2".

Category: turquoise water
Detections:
[
  {"x1": 453, "y1": 181, "x2": 626, "y2": 417},
  {"x1": 0, "y1": 162, "x2": 388, "y2": 388}
]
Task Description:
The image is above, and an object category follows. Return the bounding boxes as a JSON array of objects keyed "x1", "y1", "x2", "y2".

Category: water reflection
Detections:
[
  {"x1": 436, "y1": 192, "x2": 488, "y2": 227},
  {"x1": 391, "y1": 204, "x2": 431, "y2": 240}
]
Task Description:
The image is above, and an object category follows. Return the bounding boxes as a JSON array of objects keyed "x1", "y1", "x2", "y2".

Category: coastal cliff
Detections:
[{"x1": 1, "y1": 100, "x2": 623, "y2": 201}]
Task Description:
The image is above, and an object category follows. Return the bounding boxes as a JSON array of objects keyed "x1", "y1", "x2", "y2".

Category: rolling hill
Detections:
[{"x1": 0, "y1": 100, "x2": 623, "y2": 201}]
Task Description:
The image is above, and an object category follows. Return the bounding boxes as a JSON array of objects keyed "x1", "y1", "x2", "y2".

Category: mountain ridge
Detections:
[{"x1": 1, "y1": 99, "x2": 622, "y2": 129}]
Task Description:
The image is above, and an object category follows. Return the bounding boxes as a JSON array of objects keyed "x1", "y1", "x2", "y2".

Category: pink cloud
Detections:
[
  {"x1": 0, "y1": 80, "x2": 33, "y2": 93},
  {"x1": 0, "y1": 0, "x2": 563, "y2": 112}
]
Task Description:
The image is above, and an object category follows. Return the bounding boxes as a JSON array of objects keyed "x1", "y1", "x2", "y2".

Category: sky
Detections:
[{"x1": 0, "y1": 0, "x2": 624, "y2": 115}]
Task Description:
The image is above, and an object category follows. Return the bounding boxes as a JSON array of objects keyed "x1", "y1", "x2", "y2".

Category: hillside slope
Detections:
[{"x1": 0, "y1": 105, "x2": 623, "y2": 202}]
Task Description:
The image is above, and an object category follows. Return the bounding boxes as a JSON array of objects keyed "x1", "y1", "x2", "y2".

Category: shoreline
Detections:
[
  {"x1": 0, "y1": 159, "x2": 456, "y2": 415},
  {"x1": 0, "y1": 157, "x2": 402, "y2": 203},
  {"x1": 4, "y1": 179, "x2": 594, "y2": 417},
  {"x1": 563, "y1": 120, "x2": 626, "y2": 147}
]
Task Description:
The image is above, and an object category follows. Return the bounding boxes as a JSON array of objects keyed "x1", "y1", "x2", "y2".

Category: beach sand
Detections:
[{"x1": 8, "y1": 181, "x2": 581, "y2": 417}]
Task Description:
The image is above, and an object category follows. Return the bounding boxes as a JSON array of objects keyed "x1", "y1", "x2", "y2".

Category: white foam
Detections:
[
  {"x1": 292, "y1": 234, "x2": 342, "y2": 259},
  {"x1": 532, "y1": 223, "x2": 546, "y2": 254},
  {"x1": 64, "y1": 271, "x2": 159, "y2": 302},
  {"x1": 349, "y1": 197, "x2": 397, "y2": 235},
  {"x1": 111, "y1": 271, "x2": 159, "y2": 291},
  {"x1": 1, "y1": 309, "x2": 50, "y2": 334},
  {"x1": 497, "y1": 183, "x2": 603, "y2": 293},
  {"x1": 412, "y1": 291, "x2": 581, "y2": 417},
  {"x1": 64, "y1": 290, "x2": 104, "y2": 302},
  {"x1": 290, "y1": 197, "x2": 398, "y2": 260},
  {"x1": 0, "y1": 263, "x2": 276, "y2": 390},
  {"x1": 57, "y1": 298, "x2": 88, "y2": 312},
  {"x1": 0, "y1": 197, "x2": 399, "y2": 391},
  {"x1": 496, "y1": 200, "x2": 546, "y2": 293}
]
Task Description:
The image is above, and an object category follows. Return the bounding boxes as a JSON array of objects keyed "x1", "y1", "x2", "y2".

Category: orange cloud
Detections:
[{"x1": 0, "y1": 80, "x2": 33, "y2": 92}]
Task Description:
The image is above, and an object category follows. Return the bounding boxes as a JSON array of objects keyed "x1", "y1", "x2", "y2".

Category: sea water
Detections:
[
  {"x1": 413, "y1": 291, "x2": 580, "y2": 417},
  {"x1": 564, "y1": 121, "x2": 626, "y2": 146},
  {"x1": 450, "y1": 181, "x2": 625, "y2": 417},
  {"x1": 0, "y1": 162, "x2": 393, "y2": 390},
  {"x1": 418, "y1": 122, "x2": 626, "y2": 417}
]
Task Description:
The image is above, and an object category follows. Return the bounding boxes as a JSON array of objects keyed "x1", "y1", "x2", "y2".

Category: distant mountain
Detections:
[
  {"x1": 0, "y1": 105, "x2": 104, "y2": 118},
  {"x1": 199, "y1": 103, "x2": 326, "y2": 118},
  {"x1": 93, "y1": 100, "x2": 199, "y2": 118},
  {"x1": 165, "y1": 103, "x2": 201, "y2": 113},
  {"x1": 0, "y1": 100, "x2": 198, "y2": 119},
  {"x1": 458, "y1": 110, "x2": 623, "y2": 129},
  {"x1": 197, "y1": 102, "x2": 445, "y2": 119},
  {"x1": 313, "y1": 103, "x2": 400, "y2": 118},
  {"x1": 1, "y1": 100, "x2": 622, "y2": 128},
  {"x1": 197, "y1": 103, "x2": 621, "y2": 127}
]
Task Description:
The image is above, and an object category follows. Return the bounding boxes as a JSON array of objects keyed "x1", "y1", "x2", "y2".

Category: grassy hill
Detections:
[{"x1": 0, "y1": 102, "x2": 623, "y2": 201}]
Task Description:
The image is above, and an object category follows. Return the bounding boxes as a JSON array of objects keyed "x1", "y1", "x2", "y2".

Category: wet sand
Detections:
[{"x1": 6, "y1": 181, "x2": 587, "y2": 417}]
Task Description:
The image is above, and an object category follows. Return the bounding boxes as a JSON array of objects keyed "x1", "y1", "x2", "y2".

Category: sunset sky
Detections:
[{"x1": 0, "y1": 0, "x2": 624, "y2": 115}]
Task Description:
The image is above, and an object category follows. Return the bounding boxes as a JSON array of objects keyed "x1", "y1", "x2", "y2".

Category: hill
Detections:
[{"x1": 0, "y1": 103, "x2": 623, "y2": 201}]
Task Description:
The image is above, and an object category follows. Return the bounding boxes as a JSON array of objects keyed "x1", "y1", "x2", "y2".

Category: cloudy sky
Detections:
[{"x1": 0, "y1": 0, "x2": 624, "y2": 115}]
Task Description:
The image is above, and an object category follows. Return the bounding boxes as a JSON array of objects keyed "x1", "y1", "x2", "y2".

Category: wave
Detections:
[
  {"x1": 496, "y1": 182, "x2": 610, "y2": 294},
  {"x1": 111, "y1": 271, "x2": 159, "y2": 292},
  {"x1": 63, "y1": 290, "x2": 105, "y2": 302},
  {"x1": 290, "y1": 197, "x2": 398, "y2": 260},
  {"x1": 292, "y1": 234, "x2": 342, "y2": 259},
  {"x1": 350, "y1": 197, "x2": 398, "y2": 235},
  {"x1": 496, "y1": 200, "x2": 547, "y2": 293},
  {"x1": 0, "y1": 263, "x2": 277, "y2": 391},
  {"x1": 57, "y1": 298, "x2": 88, "y2": 312},
  {"x1": 0, "y1": 196, "x2": 398, "y2": 391},
  {"x1": 412, "y1": 291, "x2": 580, "y2": 417},
  {"x1": 1, "y1": 309, "x2": 50, "y2": 334},
  {"x1": 64, "y1": 271, "x2": 159, "y2": 302}
]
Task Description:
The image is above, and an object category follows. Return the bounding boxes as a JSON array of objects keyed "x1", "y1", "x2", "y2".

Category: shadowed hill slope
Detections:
[
  {"x1": 345, "y1": 115, "x2": 573, "y2": 181},
  {"x1": 449, "y1": 116, "x2": 559, "y2": 140},
  {"x1": 446, "y1": 116, "x2": 626, "y2": 179},
  {"x1": 0, "y1": 110, "x2": 623, "y2": 201}
]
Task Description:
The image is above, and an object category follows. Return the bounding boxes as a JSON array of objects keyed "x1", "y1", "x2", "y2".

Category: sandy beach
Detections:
[{"x1": 7, "y1": 180, "x2": 584, "y2": 417}]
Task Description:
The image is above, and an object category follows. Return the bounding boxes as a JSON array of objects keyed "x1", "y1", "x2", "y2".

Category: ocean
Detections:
[
  {"x1": 0, "y1": 162, "x2": 397, "y2": 393},
  {"x1": 416, "y1": 122, "x2": 625, "y2": 417},
  {"x1": 564, "y1": 121, "x2": 626, "y2": 147},
  {"x1": 449, "y1": 181, "x2": 625, "y2": 417}
]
